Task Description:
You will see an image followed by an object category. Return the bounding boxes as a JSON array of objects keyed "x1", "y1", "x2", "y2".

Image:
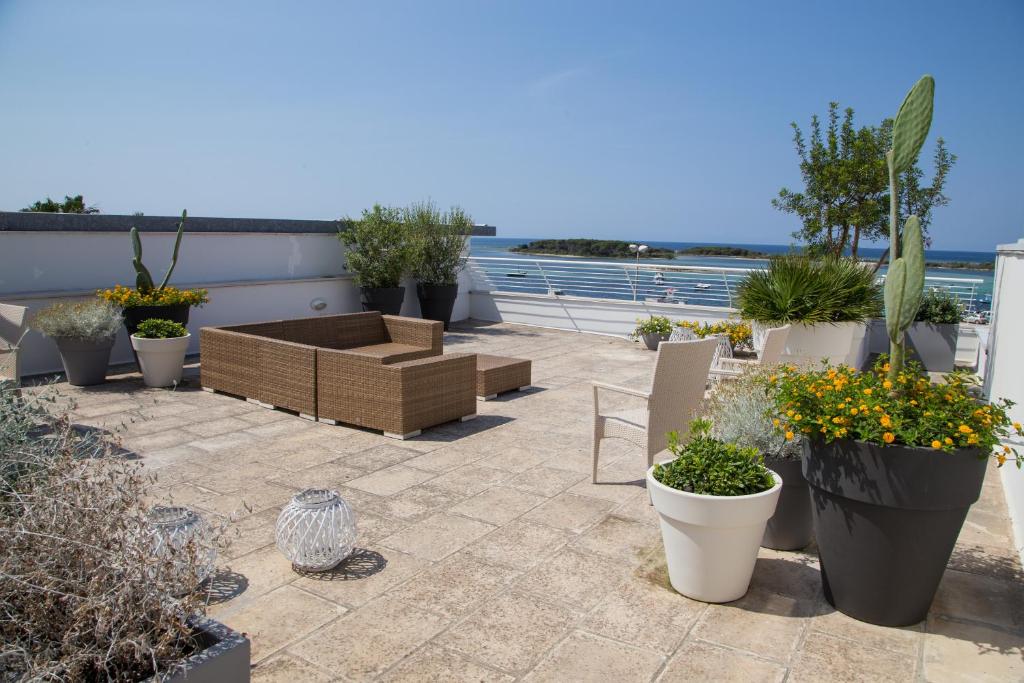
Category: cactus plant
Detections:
[
  {"x1": 885, "y1": 76, "x2": 934, "y2": 380},
  {"x1": 132, "y1": 210, "x2": 186, "y2": 293}
]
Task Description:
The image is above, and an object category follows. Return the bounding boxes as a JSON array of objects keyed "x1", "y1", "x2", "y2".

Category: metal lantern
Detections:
[
  {"x1": 276, "y1": 489, "x2": 358, "y2": 572},
  {"x1": 148, "y1": 505, "x2": 216, "y2": 593}
]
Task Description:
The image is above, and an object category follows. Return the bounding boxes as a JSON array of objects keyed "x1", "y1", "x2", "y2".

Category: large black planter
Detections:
[
  {"x1": 148, "y1": 617, "x2": 250, "y2": 683},
  {"x1": 54, "y1": 336, "x2": 115, "y2": 386},
  {"x1": 123, "y1": 303, "x2": 191, "y2": 337},
  {"x1": 802, "y1": 439, "x2": 988, "y2": 626},
  {"x1": 906, "y1": 322, "x2": 959, "y2": 372},
  {"x1": 360, "y1": 286, "x2": 405, "y2": 315},
  {"x1": 417, "y1": 283, "x2": 459, "y2": 330},
  {"x1": 762, "y1": 456, "x2": 812, "y2": 551}
]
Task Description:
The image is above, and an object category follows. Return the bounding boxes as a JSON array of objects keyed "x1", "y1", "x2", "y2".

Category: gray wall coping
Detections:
[{"x1": 0, "y1": 211, "x2": 497, "y2": 236}]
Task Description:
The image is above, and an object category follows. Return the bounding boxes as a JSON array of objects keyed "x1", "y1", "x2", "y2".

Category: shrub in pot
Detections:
[
  {"x1": 407, "y1": 200, "x2": 473, "y2": 330},
  {"x1": 31, "y1": 300, "x2": 123, "y2": 386},
  {"x1": 630, "y1": 315, "x2": 673, "y2": 350},
  {"x1": 906, "y1": 289, "x2": 962, "y2": 372},
  {"x1": 647, "y1": 420, "x2": 781, "y2": 602},
  {"x1": 704, "y1": 366, "x2": 810, "y2": 550},
  {"x1": 338, "y1": 204, "x2": 411, "y2": 315},
  {"x1": 131, "y1": 318, "x2": 191, "y2": 388},
  {"x1": 677, "y1": 319, "x2": 753, "y2": 352},
  {"x1": 736, "y1": 255, "x2": 882, "y2": 367}
]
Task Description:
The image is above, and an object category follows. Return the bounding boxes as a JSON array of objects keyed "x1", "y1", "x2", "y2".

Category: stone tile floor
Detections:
[{"x1": 53, "y1": 321, "x2": 1024, "y2": 682}]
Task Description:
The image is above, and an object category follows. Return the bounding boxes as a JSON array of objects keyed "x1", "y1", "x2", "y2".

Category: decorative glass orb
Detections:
[
  {"x1": 148, "y1": 505, "x2": 216, "y2": 593},
  {"x1": 276, "y1": 489, "x2": 358, "y2": 572}
]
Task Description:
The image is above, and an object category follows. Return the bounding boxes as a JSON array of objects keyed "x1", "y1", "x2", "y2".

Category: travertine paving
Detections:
[{"x1": 57, "y1": 321, "x2": 1024, "y2": 682}]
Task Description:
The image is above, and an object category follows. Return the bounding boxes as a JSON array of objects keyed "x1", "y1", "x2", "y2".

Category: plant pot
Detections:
[
  {"x1": 647, "y1": 464, "x2": 782, "y2": 603},
  {"x1": 360, "y1": 286, "x2": 405, "y2": 316},
  {"x1": 53, "y1": 336, "x2": 115, "y2": 386},
  {"x1": 417, "y1": 283, "x2": 459, "y2": 331},
  {"x1": 131, "y1": 333, "x2": 191, "y2": 388},
  {"x1": 146, "y1": 617, "x2": 250, "y2": 683},
  {"x1": 123, "y1": 303, "x2": 191, "y2": 337},
  {"x1": 781, "y1": 322, "x2": 869, "y2": 369},
  {"x1": 761, "y1": 456, "x2": 812, "y2": 550},
  {"x1": 906, "y1": 322, "x2": 958, "y2": 372},
  {"x1": 802, "y1": 438, "x2": 988, "y2": 626},
  {"x1": 640, "y1": 332, "x2": 670, "y2": 351}
]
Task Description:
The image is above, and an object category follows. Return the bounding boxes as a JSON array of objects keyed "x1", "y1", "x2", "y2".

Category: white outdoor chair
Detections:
[
  {"x1": 0, "y1": 303, "x2": 28, "y2": 387},
  {"x1": 592, "y1": 336, "x2": 718, "y2": 482},
  {"x1": 709, "y1": 324, "x2": 791, "y2": 381}
]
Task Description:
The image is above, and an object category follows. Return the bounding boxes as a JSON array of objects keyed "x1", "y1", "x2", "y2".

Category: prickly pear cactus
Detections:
[
  {"x1": 130, "y1": 210, "x2": 187, "y2": 294},
  {"x1": 884, "y1": 216, "x2": 926, "y2": 374}
]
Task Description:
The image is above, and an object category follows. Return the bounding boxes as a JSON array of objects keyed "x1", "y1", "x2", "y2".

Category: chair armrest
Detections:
[
  {"x1": 717, "y1": 357, "x2": 757, "y2": 369},
  {"x1": 383, "y1": 315, "x2": 442, "y2": 353},
  {"x1": 591, "y1": 381, "x2": 651, "y2": 400}
]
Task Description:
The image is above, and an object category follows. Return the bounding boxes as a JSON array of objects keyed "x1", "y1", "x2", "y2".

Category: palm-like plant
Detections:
[{"x1": 736, "y1": 255, "x2": 882, "y2": 325}]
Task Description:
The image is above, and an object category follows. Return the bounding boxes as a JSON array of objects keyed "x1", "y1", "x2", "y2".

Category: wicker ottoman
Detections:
[{"x1": 476, "y1": 354, "x2": 532, "y2": 401}]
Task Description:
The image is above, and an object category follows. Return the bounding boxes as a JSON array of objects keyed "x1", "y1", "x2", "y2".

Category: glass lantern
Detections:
[
  {"x1": 148, "y1": 505, "x2": 216, "y2": 594},
  {"x1": 276, "y1": 489, "x2": 358, "y2": 572}
]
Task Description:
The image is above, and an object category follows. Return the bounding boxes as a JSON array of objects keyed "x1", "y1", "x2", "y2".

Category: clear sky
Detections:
[{"x1": 1, "y1": 1, "x2": 1021, "y2": 250}]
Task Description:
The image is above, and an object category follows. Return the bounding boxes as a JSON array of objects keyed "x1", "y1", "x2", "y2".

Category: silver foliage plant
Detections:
[
  {"x1": 30, "y1": 299, "x2": 123, "y2": 342},
  {"x1": 703, "y1": 366, "x2": 802, "y2": 460},
  {"x1": 0, "y1": 382, "x2": 229, "y2": 680}
]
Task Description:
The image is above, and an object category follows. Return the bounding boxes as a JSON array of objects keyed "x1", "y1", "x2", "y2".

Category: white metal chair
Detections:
[
  {"x1": 709, "y1": 324, "x2": 791, "y2": 381},
  {"x1": 0, "y1": 303, "x2": 29, "y2": 386},
  {"x1": 592, "y1": 337, "x2": 718, "y2": 482}
]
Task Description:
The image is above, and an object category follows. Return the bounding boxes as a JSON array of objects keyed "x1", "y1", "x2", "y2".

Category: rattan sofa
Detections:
[{"x1": 200, "y1": 312, "x2": 476, "y2": 438}]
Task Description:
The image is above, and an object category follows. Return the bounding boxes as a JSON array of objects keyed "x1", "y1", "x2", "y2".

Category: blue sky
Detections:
[{"x1": 1, "y1": 1, "x2": 1021, "y2": 250}]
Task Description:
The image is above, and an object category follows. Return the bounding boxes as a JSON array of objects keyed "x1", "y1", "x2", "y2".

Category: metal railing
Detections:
[{"x1": 467, "y1": 256, "x2": 984, "y2": 312}]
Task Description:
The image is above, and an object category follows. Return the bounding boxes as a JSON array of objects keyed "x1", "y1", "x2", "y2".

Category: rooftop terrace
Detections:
[{"x1": 51, "y1": 321, "x2": 1024, "y2": 682}]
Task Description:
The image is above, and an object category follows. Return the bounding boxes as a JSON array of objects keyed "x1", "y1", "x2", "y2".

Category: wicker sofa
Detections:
[{"x1": 200, "y1": 312, "x2": 476, "y2": 438}]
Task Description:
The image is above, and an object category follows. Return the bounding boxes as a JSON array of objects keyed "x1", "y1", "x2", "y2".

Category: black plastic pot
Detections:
[
  {"x1": 54, "y1": 336, "x2": 115, "y2": 386},
  {"x1": 906, "y1": 322, "x2": 959, "y2": 372},
  {"x1": 360, "y1": 286, "x2": 405, "y2": 316},
  {"x1": 123, "y1": 303, "x2": 191, "y2": 336},
  {"x1": 762, "y1": 456, "x2": 812, "y2": 551},
  {"x1": 417, "y1": 283, "x2": 459, "y2": 330},
  {"x1": 802, "y1": 438, "x2": 988, "y2": 626},
  {"x1": 145, "y1": 617, "x2": 250, "y2": 683}
]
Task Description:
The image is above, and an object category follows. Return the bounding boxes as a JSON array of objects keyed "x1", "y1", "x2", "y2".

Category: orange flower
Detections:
[
  {"x1": 883, "y1": 432, "x2": 895, "y2": 444},
  {"x1": 931, "y1": 440, "x2": 942, "y2": 449}
]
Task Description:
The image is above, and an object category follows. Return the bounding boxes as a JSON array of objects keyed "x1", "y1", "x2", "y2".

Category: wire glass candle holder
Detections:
[
  {"x1": 276, "y1": 489, "x2": 358, "y2": 572},
  {"x1": 148, "y1": 505, "x2": 216, "y2": 593}
]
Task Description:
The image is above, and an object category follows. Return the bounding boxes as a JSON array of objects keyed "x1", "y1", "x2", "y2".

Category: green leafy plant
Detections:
[
  {"x1": 98, "y1": 284, "x2": 208, "y2": 308},
  {"x1": 630, "y1": 315, "x2": 673, "y2": 340},
  {"x1": 133, "y1": 318, "x2": 187, "y2": 339},
  {"x1": 338, "y1": 205, "x2": 411, "y2": 289},
  {"x1": 703, "y1": 366, "x2": 802, "y2": 460},
  {"x1": 915, "y1": 289, "x2": 962, "y2": 324},
  {"x1": 407, "y1": 200, "x2": 474, "y2": 285},
  {"x1": 653, "y1": 420, "x2": 777, "y2": 496},
  {"x1": 31, "y1": 301, "x2": 122, "y2": 341},
  {"x1": 131, "y1": 210, "x2": 187, "y2": 294},
  {"x1": 736, "y1": 255, "x2": 882, "y2": 324}
]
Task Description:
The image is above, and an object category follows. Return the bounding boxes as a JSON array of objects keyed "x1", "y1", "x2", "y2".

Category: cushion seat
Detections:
[{"x1": 346, "y1": 342, "x2": 435, "y2": 364}]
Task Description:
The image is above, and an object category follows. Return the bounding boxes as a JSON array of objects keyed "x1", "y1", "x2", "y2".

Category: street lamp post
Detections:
[{"x1": 629, "y1": 243, "x2": 648, "y2": 301}]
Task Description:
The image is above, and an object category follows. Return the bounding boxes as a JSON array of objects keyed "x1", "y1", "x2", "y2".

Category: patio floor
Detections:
[{"x1": 56, "y1": 321, "x2": 1024, "y2": 682}]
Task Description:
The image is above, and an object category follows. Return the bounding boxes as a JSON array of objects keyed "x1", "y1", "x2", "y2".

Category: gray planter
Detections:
[
  {"x1": 150, "y1": 617, "x2": 250, "y2": 683},
  {"x1": 761, "y1": 456, "x2": 812, "y2": 551},
  {"x1": 54, "y1": 336, "x2": 115, "y2": 386},
  {"x1": 640, "y1": 332, "x2": 670, "y2": 351},
  {"x1": 906, "y1": 322, "x2": 958, "y2": 372}
]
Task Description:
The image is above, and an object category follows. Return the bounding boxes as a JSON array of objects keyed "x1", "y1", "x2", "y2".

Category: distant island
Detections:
[
  {"x1": 510, "y1": 239, "x2": 676, "y2": 259},
  {"x1": 676, "y1": 246, "x2": 770, "y2": 258},
  {"x1": 925, "y1": 260, "x2": 994, "y2": 271}
]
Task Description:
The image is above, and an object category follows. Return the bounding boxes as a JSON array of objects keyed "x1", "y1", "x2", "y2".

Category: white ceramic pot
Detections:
[
  {"x1": 647, "y1": 464, "x2": 782, "y2": 603},
  {"x1": 131, "y1": 333, "x2": 191, "y2": 388},
  {"x1": 780, "y1": 322, "x2": 869, "y2": 368}
]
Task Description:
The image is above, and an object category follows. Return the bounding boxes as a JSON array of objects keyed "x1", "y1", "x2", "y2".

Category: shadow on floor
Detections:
[
  {"x1": 205, "y1": 570, "x2": 250, "y2": 605},
  {"x1": 294, "y1": 548, "x2": 387, "y2": 582}
]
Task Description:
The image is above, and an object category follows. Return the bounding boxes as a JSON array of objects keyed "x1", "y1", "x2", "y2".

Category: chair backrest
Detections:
[
  {"x1": 282, "y1": 312, "x2": 386, "y2": 349},
  {"x1": 647, "y1": 337, "x2": 719, "y2": 454},
  {"x1": 758, "y1": 324, "x2": 791, "y2": 365},
  {"x1": 0, "y1": 303, "x2": 28, "y2": 385}
]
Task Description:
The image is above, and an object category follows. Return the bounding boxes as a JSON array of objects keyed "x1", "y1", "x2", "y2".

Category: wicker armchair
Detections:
[
  {"x1": 709, "y1": 324, "x2": 791, "y2": 381},
  {"x1": 0, "y1": 303, "x2": 28, "y2": 386},
  {"x1": 591, "y1": 337, "x2": 718, "y2": 481}
]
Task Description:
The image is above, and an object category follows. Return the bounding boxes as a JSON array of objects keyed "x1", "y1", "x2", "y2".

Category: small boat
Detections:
[
  {"x1": 506, "y1": 270, "x2": 529, "y2": 278},
  {"x1": 694, "y1": 282, "x2": 711, "y2": 290},
  {"x1": 548, "y1": 288, "x2": 564, "y2": 296}
]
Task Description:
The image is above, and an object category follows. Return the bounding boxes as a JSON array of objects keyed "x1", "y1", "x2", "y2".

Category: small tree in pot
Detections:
[
  {"x1": 31, "y1": 300, "x2": 123, "y2": 386},
  {"x1": 338, "y1": 205, "x2": 411, "y2": 315},
  {"x1": 648, "y1": 420, "x2": 781, "y2": 603},
  {"x1": 407, "y1": 200, "x2": 473, "y2": 330},
  {"x1": 906, "y1": 289, "x2": 962, "y2": 372},
  {"x1": 131, "y1": 318, "x2": 191, "y2": 388}
]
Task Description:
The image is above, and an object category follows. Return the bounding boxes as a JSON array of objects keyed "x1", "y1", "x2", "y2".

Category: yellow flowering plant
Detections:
[
  {"x1": 97, "y1": 284, "x2": 209, "y2": 309},
  {"x1": 677, "y1": 320, "x2": 753, "y2": 349},
  {"x1": 769, "y1": 357, "x2": 1023, "y2": 467}
]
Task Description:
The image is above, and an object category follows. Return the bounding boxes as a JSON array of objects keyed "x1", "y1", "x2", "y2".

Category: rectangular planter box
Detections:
[
  {"x1": 906, "y1": 322, "x2": 958, "y2": 372},
  {"x1": 779, "y1": 322, "x2": 869, "y2": 369},
  {"x1": 147, "y1": 617, "x2": 250, "y2": 683}
]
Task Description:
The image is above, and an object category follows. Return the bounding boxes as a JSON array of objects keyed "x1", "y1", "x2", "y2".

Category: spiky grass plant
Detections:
[{"x1": 736, "y1": 255, "x2": 882, "y2": 325}]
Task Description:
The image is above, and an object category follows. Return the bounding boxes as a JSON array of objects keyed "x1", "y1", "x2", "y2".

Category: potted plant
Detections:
[
  {"x1": 677, "y1": 320, "x2": 754, "y2": 352},
  {"x1": 647, "y1": 420, "x2": 781, "y2": 603},
  {"x1": 98, "y1": 211, "x2": 209, "y2": 336},
  {"x1": 905, "y1": 289, "x2": 961, "y2": 372},
  {"x1": 31, "y1": 300, "x2": 123, "y2": 386},
  {"x1": 630, "y1": 315, "x2": 673, "y2": 350},
  {"x1": 338, "y1": 204, "x2": 411, "y2": 315},
  {"x1": 736, "y1": 255, "x2": 882, "y2": 368},
  {"x1": 704, "y1": 366, "x2": 810, "y2": 550},
  {"x1": 131, "y1": 318, "x2": 191, "y2": 388},
  {"x1": 769, "y1": 75, "x2": 1024, "y2": 627},
  {"x1": 407, "y1": 200, "x2": 473, "y2": 330}
]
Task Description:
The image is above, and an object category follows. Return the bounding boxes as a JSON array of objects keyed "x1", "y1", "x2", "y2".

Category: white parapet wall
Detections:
[{"x1": 984, "y1": 237, "x2": 1024, "y2": 563}]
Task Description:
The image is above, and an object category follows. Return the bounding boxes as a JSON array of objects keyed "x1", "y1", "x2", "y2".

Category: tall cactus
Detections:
[
  {"x1": 132, "y1": 210, "x2": 187, "y2": 293},
  {"x1": 884, "y1": 76, "x2": 934, "y2": 380}
]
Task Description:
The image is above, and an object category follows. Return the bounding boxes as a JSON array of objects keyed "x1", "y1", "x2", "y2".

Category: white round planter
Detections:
[
  {"x1": 131, "y1": 333, "x2": 191, "y2": 388},
  {"x1": 647, "y1": 464, "x2": 782, "y2": 603},
  {"x1": 780, "y1": 321, "x2": 868, "y2": 368}
]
